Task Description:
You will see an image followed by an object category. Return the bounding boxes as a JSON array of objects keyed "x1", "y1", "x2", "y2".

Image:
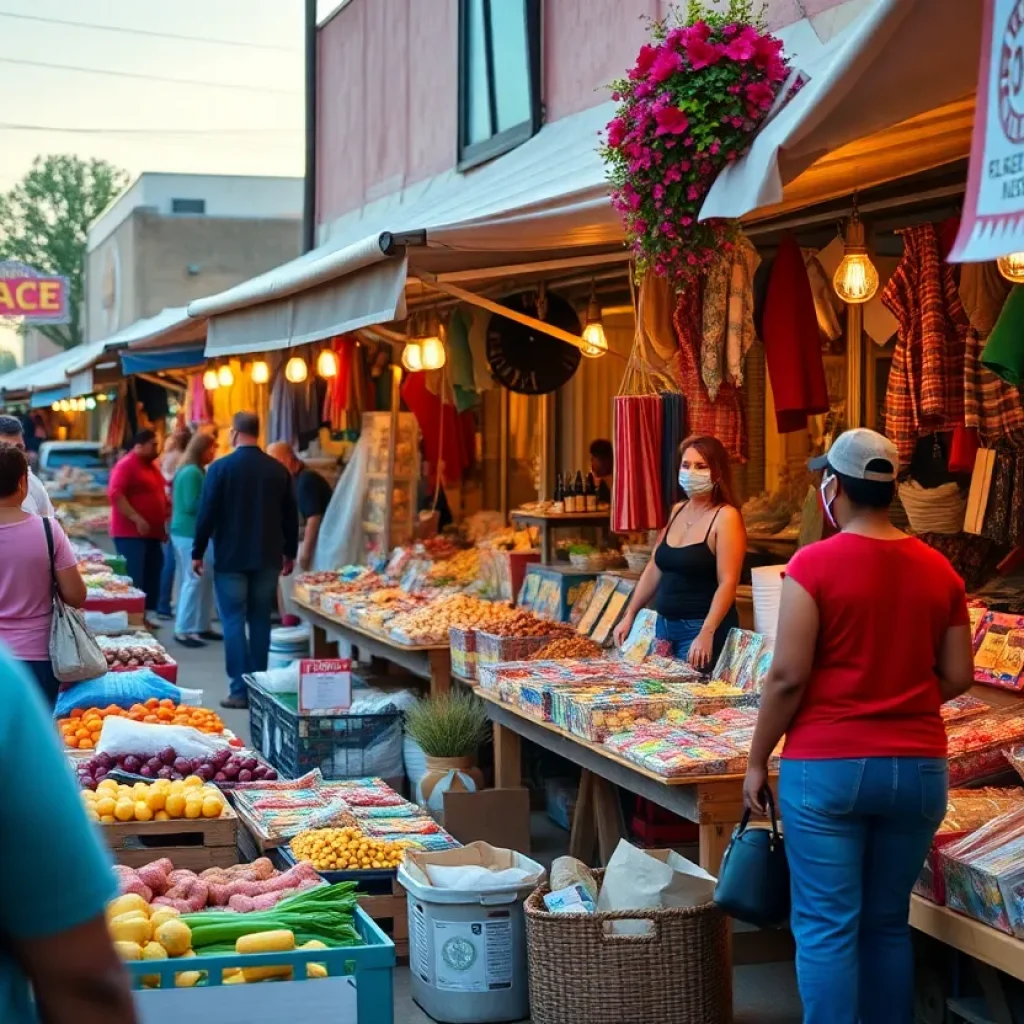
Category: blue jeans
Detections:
[
  {"x1": 779, "y1": 757, "x2": 948, "y2": 1024},
  {"x1": 21, "y1": 659, "x2": 60, "y2": 709},
  {"x1": 171, "y1": 535, "x2": 215, "y2": 636},
  {"x1": 157, "y1": 539, "x2": 176, "y2": 616},
  {"x1": 114, "y1": 537, "x2": 163, "y2": 612},
  {"x1": 214, "y1": 568, "x2": 280, "y2": 699},
  {"x1": 656, "y1": 605, "x2": 738, "y2": 666}
]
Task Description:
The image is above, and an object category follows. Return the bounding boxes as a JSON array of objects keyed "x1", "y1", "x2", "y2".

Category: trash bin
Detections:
[{"x1": 398, "y1": 842, "x2": 545, "y2": 1024}]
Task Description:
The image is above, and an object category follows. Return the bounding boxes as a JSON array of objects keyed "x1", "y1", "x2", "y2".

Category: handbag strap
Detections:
[
  {"x1": 736, "y1": 786, "x2": 782, "y2": 845},
  {"x1": 41, "y1": 516, "x2": 59, "y2": 602}
]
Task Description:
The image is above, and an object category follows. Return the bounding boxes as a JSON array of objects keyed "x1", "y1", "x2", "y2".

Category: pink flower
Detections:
[
  {"x1": 631, "y1": 44, "x2": 658, "y2": 80},
  {"x1": 650, "y1": 47, "x2": 682, "y2": 83},
  {"x1": 654, "y1": 105, "x2": 690, "y2": 136},
  {"x1": 652, "y1": 184, "x2": 665, "y2": 199},
  {"x1": 687, "y1": 184, "x2": 700, "y2": 201},
  {"x1": 709, "y1": 141, "x2": 720, "y2": 155},
  {"x1": 745, "y1": 81, "x2": 775, "y2": 111},
  {"x1": 686, "y1": 35, "x2": 722, "y2": 71},
  {"x1": 681, "y1": 216, "x2": 693, "y2": 227},
  {"x1": 689, "y1": 21, "x2": 711, "y2": 42},
  {"x1": 606, "y1": 118, "x2": 627, "y2": 148},
  {"x1": 724, "y1": 26, "x2": 760, "y2": 62}
]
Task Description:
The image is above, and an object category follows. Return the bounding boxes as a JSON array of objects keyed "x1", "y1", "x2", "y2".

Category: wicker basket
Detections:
[{"x1": 525, "y1": 875, "x2": 732, "y2": 1024}]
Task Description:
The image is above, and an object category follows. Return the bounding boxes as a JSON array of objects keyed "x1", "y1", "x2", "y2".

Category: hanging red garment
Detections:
[
  {"x1": 612, "y1": 394, "x2": 664, "y2": 532},
  {"x1": 672, "y1": 286, "x2": 746, "y2": 461},
  {"x1": 400, "y1": 371, "x2": 472, "y2": 486},
  {"x1": 321, "y1": 336, "x2": 354, "y2": 431},
  {"x1": 761, "y1": 235, "x2": 830, "y2": 434}
]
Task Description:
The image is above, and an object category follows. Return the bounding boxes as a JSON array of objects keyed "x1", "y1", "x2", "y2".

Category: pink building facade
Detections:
[{"x1": 315, "y1": 0, "x2": 855, "y2": 230}]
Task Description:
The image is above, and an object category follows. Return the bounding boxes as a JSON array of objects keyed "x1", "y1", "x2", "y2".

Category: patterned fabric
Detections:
[
  {"x1": 673, "y1": 286, "x2": 746, "y2": 462},
  {"x1": 980, "y1": 451, "x2": 1013, "y2": 544},
  {"x1": 920, "y1": 533, "x2": 1001, "y2": 594},
  {"x1": 701, "y1": 235, "x2": 760, "y2": 401},
  {"x1": 883, "y1": 224, "x2": 969, "y2": 465}
]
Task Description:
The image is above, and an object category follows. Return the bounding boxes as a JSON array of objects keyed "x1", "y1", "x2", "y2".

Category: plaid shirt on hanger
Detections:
[{"x1": 883, "y1": 223, "x2": 969, "y2": 465}]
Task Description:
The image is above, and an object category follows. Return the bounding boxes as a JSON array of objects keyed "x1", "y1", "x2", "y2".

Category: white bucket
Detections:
[
  {"x1": 751, "y1": 564, "x2": 786, "y2": 646},
  {"x1": 267, "y1": 625, "x2": 310, "y2": 670},
  {"x1": 399, "y1": 851, "x2": 543, "y2": 1024}
]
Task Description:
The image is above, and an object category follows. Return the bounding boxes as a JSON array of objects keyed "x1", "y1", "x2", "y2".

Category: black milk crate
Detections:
[{"x1": 247, "y1": 678, "x2": 402, "y2": 781}]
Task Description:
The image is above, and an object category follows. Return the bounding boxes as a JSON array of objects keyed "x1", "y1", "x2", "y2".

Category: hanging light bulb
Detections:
[
  {"x1": 96, "y1": 392, "x2": 109, "y2": 402},
  {"x1": 50, "y1": 401, "x2": 60, "y2": 411},
  {"x1": 580, "y1": 281, "x2": 609, "y2": 358},
  {"x1": 997, "y1": 252, "x2": 1024, "y2": 283},
  {"x1": 402, "y1": 340, "x2": 423, "y2": 372},
  {"x1": 203, "y1": 368, "x2": 219, "y2": 390},
  {"x1": 317, "y1": 348, "x2": 339, "y2": 378},
  {"x1": 833, "y1": 207, "x2": 879, "y2": 304},
  {"x1": 85, "y1": 396, "x2": 97, "y2": 410},
  {"x1": 419, "y1": 313, "x2": 447, "y2": 371},
  {"x1": 217, "y1": 364, "x2": 234, "y2": 388},
  {"x1": 250, "y1": 359, "x2": 269, "y2": 384},
  {"x1": 58, "y1": 399, "x2": 71, "y2": 412},
  {"x1": 285, "y1": 355, "x2": 308, "y2": 383}
]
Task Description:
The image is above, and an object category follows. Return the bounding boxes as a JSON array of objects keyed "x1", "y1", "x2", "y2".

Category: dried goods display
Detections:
[
  {"x1": 98, "y1": 633, "x2": 174, "y2": 669},
  {"x1": 387, "y1": 594, "x2": 515, "y2": 645},
  {"x1": 82, "y1": 776, "x2": 228, "y2": 823},
  {"x1": 529, "y1": 636, "x2": 604, "y2": 661},
  {"x1": 58, "y1": 700, "x2": 225, "y2": 749},
  {"x1": 74, "y1": 747, "x2": 276, "y2": 788},
  {"x1": 289, "y1": 827, "x2": 413, "y2": 871}
]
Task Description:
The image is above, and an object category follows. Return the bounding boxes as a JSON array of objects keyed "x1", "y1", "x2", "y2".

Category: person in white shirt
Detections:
[{"x1": 0, "y1": 416, "x2": 55, "y2": 518}]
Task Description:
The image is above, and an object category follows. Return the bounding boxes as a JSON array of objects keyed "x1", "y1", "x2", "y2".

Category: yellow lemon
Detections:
[
  {"x1": 114, "y1": 799, "x2": 135, "y2": 822},
  {"x1": 96, "y1": 796, "x2": 116, "y2": 817},
  {"x1": 182, "y1": 775, "x2": 203, "y2": 790},
  {"x1": 184, "y1": 798, "x2": 203, "y2": 820},
  {"x1": 146, "y1": 788, "x2": 167, "y2": 812},
  {"x1": 201, "y1": 796, "x2": 223, "y2": 819},
  {"x1": 165, "y1": 793, "x2": 186, "y2": 818},
  {"x1": 154, "y1": 810, "x2": 170, "y2": 821},
  {"x1": 134, "y1": 802, "x2": 154, "y2": 822}
]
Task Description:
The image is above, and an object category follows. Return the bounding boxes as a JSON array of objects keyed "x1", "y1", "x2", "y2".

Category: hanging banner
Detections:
[
  {"x1": 0, "y1": 260, "x2": 70, "y2": 323},
  {"x1": 952, "y1": 0, "x2": 1024, "y2": 262}
]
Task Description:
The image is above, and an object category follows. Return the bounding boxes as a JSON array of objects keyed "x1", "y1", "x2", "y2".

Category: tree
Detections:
[
  {"x1": 0, "y1": 348, "x2": 16, "y2": 374},
  {"x1": 0, "y1": 155, "x2": 129, "y2": 350}
]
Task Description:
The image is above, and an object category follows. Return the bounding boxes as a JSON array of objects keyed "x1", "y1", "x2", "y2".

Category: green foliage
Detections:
[
  {"x1": 0, "y1": 155, "x2": 129, "y2": 350},
  {"x1": 0, "y1": 349, "x2": 16, "y2": 375},
  {"x1": 404, "y1": 692, "x2": 489, "y2": 758}
]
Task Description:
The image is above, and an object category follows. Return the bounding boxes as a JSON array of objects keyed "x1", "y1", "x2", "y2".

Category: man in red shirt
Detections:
[{"x1": 108, "y1": 430, "x2": 168, "y2": 627}]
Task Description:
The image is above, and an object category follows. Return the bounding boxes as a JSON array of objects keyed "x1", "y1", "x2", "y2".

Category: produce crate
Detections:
[
  {"x1": 448, "y1": 626, "x2": 476, "y2": 680},
  {"x1": 100, "y1": 803, "x2": 239, "y2": 871},
  {"x1": 127, "y1": 906, "x2": 395, "y2": 1023},
  {"x1": 280, "y1": 847, "x2": 409, "y2": 961},
  {"x1": 248, "y1": 679, "x2": 402, "y2": 782},
  {"x1": 110, "y1": 661, "x2": 178, "y2": 684}
]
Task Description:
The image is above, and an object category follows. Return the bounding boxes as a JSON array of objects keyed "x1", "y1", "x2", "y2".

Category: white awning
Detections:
[
  {"x1": 191, "y1": 101, "x2": 621, "y2": 357},
  {"x1": 0, "y1": 339, "x2": 109, "y2": 397},
  {"x1": 700, "y1": 0, "x2": 979, "y2": 222},
  {"x1": 110, "y1": 306, "x2": 206, "y2": 352}
]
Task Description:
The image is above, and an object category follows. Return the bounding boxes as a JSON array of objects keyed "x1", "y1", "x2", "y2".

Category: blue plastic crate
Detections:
[{"x1": 127, "y1": 906, "x2": 394, "y2": 1023}]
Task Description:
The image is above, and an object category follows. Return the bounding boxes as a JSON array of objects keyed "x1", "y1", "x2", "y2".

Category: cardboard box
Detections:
[{"x1": 438, "y1": 788, "x2": 532, "y2": 853}]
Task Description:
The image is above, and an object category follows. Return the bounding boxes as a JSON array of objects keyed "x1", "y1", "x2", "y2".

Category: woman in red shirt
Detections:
[{"x1": 744, "y1": 429, "x2": 975, "y2": 1024}]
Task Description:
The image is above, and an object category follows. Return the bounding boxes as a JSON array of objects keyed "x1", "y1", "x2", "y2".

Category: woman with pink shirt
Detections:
[{"x1": 0, "y1": 444, "x2": 86, "y2": 705}]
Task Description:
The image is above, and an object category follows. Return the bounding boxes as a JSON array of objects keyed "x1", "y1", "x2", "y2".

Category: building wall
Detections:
[
  {"x1": 88, "y1": 174, "x2": 303, "y2": 254},
  {"x1": 315, "y1": 0, "x2": 855, "y2": 225},
  {"x1": 85, "y1": 211, "x2": 301, "y2": 341}
]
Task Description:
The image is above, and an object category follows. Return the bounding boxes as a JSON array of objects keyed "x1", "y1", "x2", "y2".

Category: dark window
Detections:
[
  {"x1": 171, "y1": 198, "x2": 206, "y2": 215},
  {"x1": 458, "y1": 0, "x2": 541, "y2": 170}
]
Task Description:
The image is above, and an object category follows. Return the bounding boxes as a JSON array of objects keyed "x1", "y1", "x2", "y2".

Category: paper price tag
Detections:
[{"x1": 299, "y1": 658, "x2": 353, "y2": 713}]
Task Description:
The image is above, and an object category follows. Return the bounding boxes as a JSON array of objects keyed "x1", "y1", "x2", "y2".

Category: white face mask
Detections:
[
  {"x1": 820, "y1": 472, "x2": 838, "y2": 529},
  {"x1": 678, "y1": 467, "x2": 714, "y2": 495}
]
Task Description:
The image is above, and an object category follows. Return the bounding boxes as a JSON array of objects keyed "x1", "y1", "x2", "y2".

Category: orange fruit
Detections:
[
  {"x1": 145, "y1": 698, "x2": 159, "y2": 710},
  {"x1": 79, "y1": 739, "x2": 94, "y2": 750},
  {"x1": 143, "y1": 714, "x2": 159, "y2": 724},
  {"x1": 158, "y1": 708, "x2": 173, "y2": 721},
  {"x1": 70, "y1": 708, "x2": 83, "y2": 719},
  {"x1": 159, "y1": 698, "x2": 175, "y2": 709}
]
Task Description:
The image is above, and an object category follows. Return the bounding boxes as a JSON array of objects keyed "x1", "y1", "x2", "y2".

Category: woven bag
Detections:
[{"x1": 525, "y1": 873, "x2": 731, "y2": 1024}]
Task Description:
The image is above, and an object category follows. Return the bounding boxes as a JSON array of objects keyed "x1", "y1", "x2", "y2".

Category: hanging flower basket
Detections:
[{"x1": 603, "y1": 1, "x2": 791, "y2": 284}]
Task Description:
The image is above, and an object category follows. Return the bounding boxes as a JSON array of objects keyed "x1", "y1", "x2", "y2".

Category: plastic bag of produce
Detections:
[
  {"x1": 54, "y1": 668, "x2": 184, "y2": 717},
  {"x1": 96, "y1": 716, "x2": 230, "y2": 760}
]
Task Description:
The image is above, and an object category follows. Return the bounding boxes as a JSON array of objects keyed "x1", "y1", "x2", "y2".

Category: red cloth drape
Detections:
[
  {"x1": 612, "y1": 394, "x2": 664, "y2": 532},
  {"x1": 400, "y1": 371, "x2": 474, "y2": 485}
]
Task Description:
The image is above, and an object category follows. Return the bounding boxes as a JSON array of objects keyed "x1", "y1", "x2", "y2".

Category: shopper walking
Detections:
[
  {"x1": 156, "y1": 430, "x2": 191, "y2": 620},
  {"x1": 0, "y1": 444, "x2": 87, "y2": 706},
  {"x1": 613, "y1": 435, "x2": 746, "y2": 668},
  {"x1": 267, "y1": 442, "x2": 332, "y2": 571},
  {"x1": 170, "y1": 433, "x2": 218, "y2": 648},
  {"x1": 108, "y1": 430, "x2": 169, "y2": 628},
  {"x1": 193, "y1": 412, "x2": 297, "y2": 710},
  {"x1": 0, "y1": 644, "x2": 137, "y2": 1023},
  {"x1": 0, "y1": 415, "x2": 55, "y2": 517},
  {"x1": 743, "y1": 429, "x2": 975, "y2": 1024}
]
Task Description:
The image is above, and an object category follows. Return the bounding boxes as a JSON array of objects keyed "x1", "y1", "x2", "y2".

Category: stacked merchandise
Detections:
[
  {"x1": 915, "y1": 788, "x2": 1024, "y2": 904},
  {"x1": 946, "y1": 706, "x2": 1024, "y2": 784},
  {"x1": 97, "y1": 633, "x2": 178, "y2": 682}
]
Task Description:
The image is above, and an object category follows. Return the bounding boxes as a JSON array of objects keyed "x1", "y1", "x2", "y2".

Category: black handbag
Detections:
[{"x1": 713, "y1": 788, "x2": 790, "y2": 928}]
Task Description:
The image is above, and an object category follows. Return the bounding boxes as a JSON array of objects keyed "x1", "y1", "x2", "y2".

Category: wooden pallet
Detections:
[
  {"x1": 357, "y1": 877, "x2": 408, "y2": 961},
  {"x1": 101, "y1": 803, "x2": 239, "y2": 870}
]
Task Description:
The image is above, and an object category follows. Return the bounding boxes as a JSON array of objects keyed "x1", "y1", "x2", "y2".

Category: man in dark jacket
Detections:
[{"x1": 193, "y1": 411, "x2": 298, "y2": 709}]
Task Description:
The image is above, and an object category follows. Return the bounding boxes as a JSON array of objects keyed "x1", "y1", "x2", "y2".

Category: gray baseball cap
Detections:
[{"x1": 808, "y1": 428, "x2": 898, "y2": 482}]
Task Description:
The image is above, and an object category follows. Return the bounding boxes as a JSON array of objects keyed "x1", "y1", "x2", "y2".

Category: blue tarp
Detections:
[
  {"x1": 120, "y1": 343, "x2": 206, "y2": 375},
  {"x1": 30, "y1": 386, "x2": 69, "y2": 408}
]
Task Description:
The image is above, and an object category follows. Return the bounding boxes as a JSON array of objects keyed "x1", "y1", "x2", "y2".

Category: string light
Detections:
[
  {"x1": 285, "y1": 355, "x2": 308, "y2": 383},
  {"x1": 202, "y1": 369, "x2": 219, "y2": 390},
  {"x1": 580, "y1": 281, "x2": 608, "y2": 358},
  {"x1": 250, "y1": 359, "x2": 269, "y2": 384},
  {"x1": 401, "y1": 341, "x2": 423, "y2": 372},
  {"x1": 833, "y1": 206, "x2": 879, "y2": 305},
  {"x1": 217, "y1": 364, "x2": 234, "y2": 387},
  {"x1": 85, "y1": 396, "x2": 96, "y2": 410},
  {"x1": 317, "y1": 349, "x2": 339, "y2": 378}
]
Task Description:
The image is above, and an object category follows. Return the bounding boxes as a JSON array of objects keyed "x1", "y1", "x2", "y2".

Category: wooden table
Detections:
[
  {"x1": 294, "y1": 597, "x2": 452, "y2": 697},
  {"x1": 510, "y1": 509, "x2": 611, "y2": 564},
  {"x1": 477, "y1": 689, "x2": 746, "y2": 876}
]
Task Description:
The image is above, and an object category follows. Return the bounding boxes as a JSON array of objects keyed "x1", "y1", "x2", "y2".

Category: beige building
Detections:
[{"x1": 85, "y1": 173, "x2": 303, "y2": 342}]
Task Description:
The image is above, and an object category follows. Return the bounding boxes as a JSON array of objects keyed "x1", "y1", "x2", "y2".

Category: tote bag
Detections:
[{"x1": 42, "y1": 518, "x2": 107, "y2": 684}]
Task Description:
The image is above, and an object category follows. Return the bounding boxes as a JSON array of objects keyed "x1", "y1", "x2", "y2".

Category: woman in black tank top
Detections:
[{"x1": 613, "y1": 436, "x2": 747, "y2": 671}]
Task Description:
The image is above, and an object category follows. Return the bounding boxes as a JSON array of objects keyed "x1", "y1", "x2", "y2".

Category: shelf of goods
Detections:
[
  {"x1": 510, "y1": 506, "x2": 611, "y2": 564},
  {"x1": 362, "y1": 411, "x2": 419, "y2": 559}
]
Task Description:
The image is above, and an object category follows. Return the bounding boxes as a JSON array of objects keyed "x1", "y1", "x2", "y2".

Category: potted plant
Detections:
[{"x1": 404, "y1": 693, "x2": 489, "y2": 809}]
